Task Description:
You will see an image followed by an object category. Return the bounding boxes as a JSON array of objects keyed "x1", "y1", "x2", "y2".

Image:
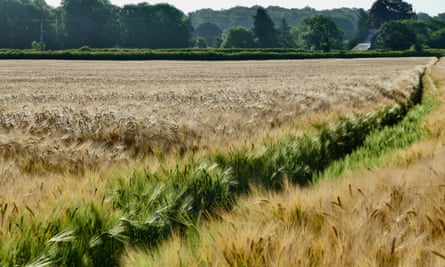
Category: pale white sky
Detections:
[{"x1": 45, "y1": 0, "x2": 444, "y2": 16}]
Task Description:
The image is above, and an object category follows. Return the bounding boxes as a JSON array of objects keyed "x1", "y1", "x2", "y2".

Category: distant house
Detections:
[{"x1": 352, "y1": 28, "x2": 379, "y2": 51}]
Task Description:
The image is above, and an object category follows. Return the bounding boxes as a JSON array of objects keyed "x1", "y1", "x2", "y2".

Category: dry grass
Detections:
[{"x1": 122, "y1": 58, "x2": 445, "y2": 266}]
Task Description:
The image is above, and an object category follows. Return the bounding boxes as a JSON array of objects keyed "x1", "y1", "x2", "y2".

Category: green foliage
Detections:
[
  {"x1": 31, "y1": 41, "x2": 46, "y2": 51},
  {"x1": 0, "y1": 204, "x2": 126, "y2": 266},
  {"x1": 78, "y1": 46, "x2": 92, "y2": 52},
  {"x1": 348, "y1": 8, "x2": 369, "y2": 49},
  {"x1": 111, "y1": 161, "x2": 236, "y2": 248},
  {"x1": 0, "y1": 0, "x2": 59, "y2": 49},
  {"x1": 417, "y1": 12, "x2": 432, "y2": 21},
  {"x1": 430, "y1": 29, "x2": 445, "y2": 49},
  {"x1": 62, "y1": 0, "x2": 120, "y2": 48},
  {"x1": 190, "y1": 6, "x2": 361, "y2": 42},
  {"x1": 194, "y1": 22, "x2": 222, "y2": 47},
  {"x1": 369, "y1": 0, "x2": 415, "y2": 28},
  {"x1": 393, "y1": 19, "x2": 445, "y2": 49},
  {"x1": 0, "y1": 48, "x2": 443, "y2": 60},
  {"x1": 403, "y1": 20, "x2": 432, "y2": 46},
  {"x1": 277, "y1": 18, "x2": 294, "y2": 48},
  {"x1": 253, "y1": 7, "x2": 277, "y2": 48},
  {"x1": 222, "y1": 27, "x2": 257, "y2": 48},
  {"x1": 377, "y1": 20, "x2": 417, "y2": 50},
  {"x1": 195, "y1": 37, "x2": 208, "y2": 48},
  {"x1": 296, "y1": 15, "x2": 344, "y2": 52},
  {"x1": 213, "y1": 36, "x2": 223, "y2": 48},
  {"x1": 118, "y1": 3, "x2": 191, "y2": 49},
  {"x1": 316, "y1": 96, "x2": 438, "y2": 181}
]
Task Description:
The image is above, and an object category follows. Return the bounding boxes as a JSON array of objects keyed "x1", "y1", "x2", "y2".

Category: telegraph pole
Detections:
[{"x1": 31, "y1": 19, "x2": 53, "y2": 43}]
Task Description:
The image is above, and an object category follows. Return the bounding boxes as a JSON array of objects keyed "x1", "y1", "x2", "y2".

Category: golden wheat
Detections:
[
  {"x1": 123, "y1": 58, "x2": 445, "y2": 266},
  {"x1": 0, "y1": 58, "x2": 434, "y2": 177},
  {"x1": 0, "y1": 58, "x2": 436, "y2": 230}
]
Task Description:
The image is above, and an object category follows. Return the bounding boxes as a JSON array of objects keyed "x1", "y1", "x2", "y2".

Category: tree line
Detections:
[
  {"x1": 0, "y1": 0, "x2": 191, "y2": 49},
  {"x1": 351, "y1": 0, "x2": 445, "y2": 50},
  {"x1": 197, "y1": 0, "x2": 445, "y2": 51},
  {"x1": 0, "y1": 0, "x2": 444, "y2": 51}
]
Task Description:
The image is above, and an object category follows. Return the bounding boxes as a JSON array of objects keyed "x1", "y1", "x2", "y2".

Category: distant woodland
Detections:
[{"x1": 0, "y1": 0, "x2": 444, "y2": 51}]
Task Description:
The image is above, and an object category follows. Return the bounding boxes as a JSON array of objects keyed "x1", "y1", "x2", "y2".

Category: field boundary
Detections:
[{"x1": 0, "y1": 48, "x2": 444, "y2": 60}]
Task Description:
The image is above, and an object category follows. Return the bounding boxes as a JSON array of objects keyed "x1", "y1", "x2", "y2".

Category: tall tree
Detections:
[
  {"x1": 27, "y1": 0, "x2": 61, "y2": 49},
  {"x1": 403, "y1": 20, "x2": 431, "y2": 46},
  {"x1": 150, "y1": 4, "x2": 191, "y2": 48},
  {"x1": 253, "y1": 7, "x2": 277, "y2": 47},
  {"x1": 222, "y1": 26, "x2": 257, "y2": 48},
  {"x1": 377, "y1": 20, "x2": 417, "y2": 50},
  {"x1": 0, "y1": 0, "x2": 27, "y2": 48},
  {"x1": 62, "y1": 0, "x2": 119, "y2": 48},
  {"x1": 430, "y1": 29, "x2": 445, "y2": 48},
  {"x1": 119, "y1": 3, "x2": 155, "y2": 48},
  {"x1": 348, "y1": 8, "x2": 370, "y2": 48},
  {"x1": 296, "y1": 15, "x2": 344, "y2": 52},
  {"x1": 119, "y1": 3, "x2": 191, "y2": 48},
  {"x1": 194, "y1": 22, "x2": 222, "y2": 47},
  {"x1": 0, "y1": 0, "x2": 57, "y2": 49},
  {"x1": 277, "y1": 18, "x2": 294, "y2": 48},
  {"x1": 369, "y1": 0, "x2": 415, "y2": 28}
]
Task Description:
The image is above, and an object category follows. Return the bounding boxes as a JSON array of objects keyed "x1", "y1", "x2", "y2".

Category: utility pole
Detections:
[{"x1": 31, "y1": 19, "x2": 53, "y2": 43}]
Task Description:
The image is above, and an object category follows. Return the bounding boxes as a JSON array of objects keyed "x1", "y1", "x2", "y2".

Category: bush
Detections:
[{"x1": 31, "y1": 41, "x2": 46, "y2": 51}]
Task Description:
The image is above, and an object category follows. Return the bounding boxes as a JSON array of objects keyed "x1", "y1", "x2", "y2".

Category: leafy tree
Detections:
[
  {"x1": 296, "y1": 15, "x2": 344, "y2": 52},
  {"x1": 194, "y1": 22, "x2": 222, "y2": 47},
  {"x1": 190, "y1": 6, "x2": 362, "y2": 43},
  {"x1": 253, "y1": 7, "x2": 277, "y2": 47},
  {"x1": 149, "y1": 4, "x2": 191, "y2": 48},
  {"x1": 425, "y1": 18, "x2": 445, "y2": 32},
  {"x1": 119, "y1": 3, "x2": 149, "y2": 48},
  {"x1": 348, "y1": 8, "x2": 369, "y2": 49},
  {"x1": 403, "y1": 20, "x2": 431, "y2": 46},
  {"x1": 416, "y1": 12, "x2": 432, "y2": 21},
  {"x1": 377, "y1": 20, "x2": 417, "y2": 50},
  {"x1": 213, "y1": 36, "x2": 223, "y2": 48},
  {"x1": 277, "y1": 18, "x2": 294, "y2": 48},
  {"x1": 438, "y1": 13, "x2": 445, "y2": 19},
  {"x1": 369, "y1": 0, "x2": 415, "y2": 28},
  {"x1": 195, "y1": 37, "x2": 207, "y2": 48},
  {"x1": 331, "y1": 16, "x2": 356, "y2": 40},
  {"x1": 0, "y1": 0, "x2": 28, "y2": 48},
  {"x1": 0, "y1": 0, "x2": 58, "y2": 49},
  {"x1": 62, "y1": 0, "x2": 119, "y2": 48},
  {"x1": 221, "y1": 26, "x2": 257, "y2": 48},
  {"x1": 430, "y1": 29, "x2": 445, "y2": 48},
  {"x1": 119, "y1": 3, "x2": 191, "y2": 48}
]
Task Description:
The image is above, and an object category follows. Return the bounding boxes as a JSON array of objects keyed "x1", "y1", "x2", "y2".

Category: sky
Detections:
[{"x1": 45, "y1": 0, "x2": 444, "y2": 16}]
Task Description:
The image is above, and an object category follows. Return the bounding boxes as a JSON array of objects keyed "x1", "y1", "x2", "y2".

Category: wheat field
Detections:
[
  {"x1": 0, "y1": 57, "x2": 440, "y2": 265},
  {"x1": 0, "y1": 58, "x2": 435, "y2": 218},
  {"x1": 0, "y1": 58, "x2": 433, "y2": 178},
  {"x1": 123, "y1": 59, "x2": 445, "y2": 266}
]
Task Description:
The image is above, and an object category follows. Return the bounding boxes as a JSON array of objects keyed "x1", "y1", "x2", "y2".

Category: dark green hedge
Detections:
[{"x1": 0, "y1": 48, "x2": 443, "y2": 60}]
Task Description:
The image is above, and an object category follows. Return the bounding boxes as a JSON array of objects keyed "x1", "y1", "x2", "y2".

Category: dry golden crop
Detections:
[
  {"x1": 122, "y1": 58, "x2": 445, "y2": 267},
  {"x1": 0, "y1": 57, "x2": 440, "y2": 266},
  {"x1": 0, "y1": 58, "x2": 434, "y2": 180}
]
